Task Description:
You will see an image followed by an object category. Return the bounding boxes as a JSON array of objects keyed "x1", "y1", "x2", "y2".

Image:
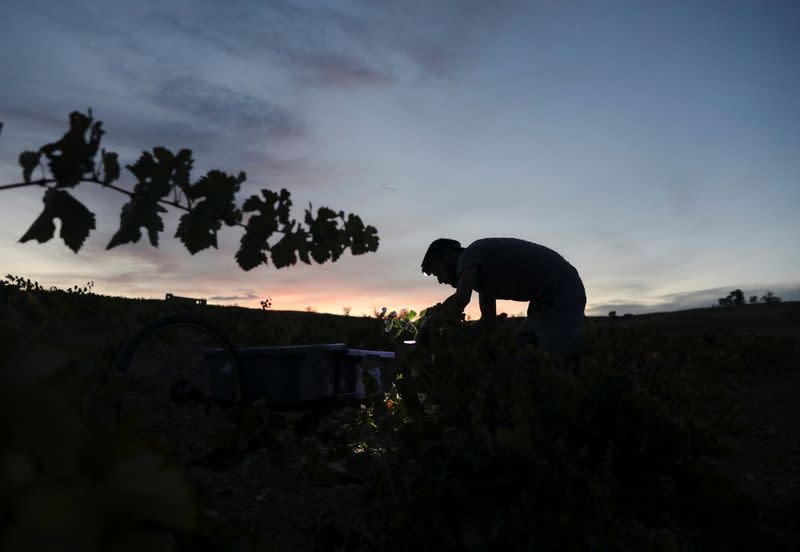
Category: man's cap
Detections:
[{"x1": 421, "y1": 238, "x2": 462, "y2": 275}]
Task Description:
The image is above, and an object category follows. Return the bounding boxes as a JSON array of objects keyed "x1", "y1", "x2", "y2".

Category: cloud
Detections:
[
  {"x1": 208, "y1": 291, "x2": 259, "y2": 302},
  {"x1": 0, "y1": 0, "x2": 533, "y2": 193},
  {"x1": 236, "y1": 149, "x2": 328, "y2": 182},
  {"x1": 292, "y1": 52, "x2": 394, "y2": 87},
  {"x1": 154, "y1": 76, "x2": 304, "y2": 137},
  {"x1": 0, "y1": 109, "x2": 70, "y2": 134},
  {"x1": 138, "y1": 3, "x2": 394, "y2": 89},
  {"x1": 136, "y1": 0, "x2": 529, "y2": 87},
  {"x1": 74, "y1": 240, "x2": 185, "y2": 284},
  {"x1": 345, "y1": 1, "x2": 520, "y2": 78}
]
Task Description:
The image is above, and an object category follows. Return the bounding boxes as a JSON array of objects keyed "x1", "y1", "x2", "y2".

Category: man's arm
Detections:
[
  {"x1": 417, "y1": 267, "x2": 477, "y2": 344},
  {"x1": 476, "y1": 292, "x2": 497, "y2": 332},
  {"x1": 438, "y1": 265, "x2": 477, "y2": 321}
]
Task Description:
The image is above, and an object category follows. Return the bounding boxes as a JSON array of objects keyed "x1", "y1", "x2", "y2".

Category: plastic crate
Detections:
[{"x1": 204, "y1": 343, "x2": 395, "y2": 405}]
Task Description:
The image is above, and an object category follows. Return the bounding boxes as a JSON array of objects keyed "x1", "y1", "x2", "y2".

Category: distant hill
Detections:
[{"x1": 587, "y1": 301, "x2": 800, "y2": 338}]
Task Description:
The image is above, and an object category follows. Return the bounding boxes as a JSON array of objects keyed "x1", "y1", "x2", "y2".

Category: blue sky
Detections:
[{"x1": 1, "y1": 0, "x2": 798, "y2": 317}]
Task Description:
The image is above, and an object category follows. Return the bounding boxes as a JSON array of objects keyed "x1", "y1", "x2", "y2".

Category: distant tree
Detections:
[
  {"x1": 761, "y1": 291, "x2": 782, "y2": 304},
  {"x1": 608, "y1": 310, "x2": 617, "y2": 318},
  {"x1": 305, "y1": 305, "x2": 317, "y2": 313},
  {"x1": 260, "y1": 297, "x2": 272, "y2": 310},
  {"x1": 749, "y1": 296, "x2": 759, "y2": 304},
  {"x1": 342, "y1": 306, "x2": 351, "y2": 316},
  {"x1": 729, "y1": 289, "x2": 745, "y2": 306},
  {"x1": 718, "y1": 289, "x2": 745, "y2": 307}
]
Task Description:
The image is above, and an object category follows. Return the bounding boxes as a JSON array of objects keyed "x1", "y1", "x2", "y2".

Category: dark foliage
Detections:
[
  {"x1": 2, "y1": 285, "x2": 798, "y2": 550},
  {"x1": 6, "y1": 110, "x2": 379, "y2": 271}
]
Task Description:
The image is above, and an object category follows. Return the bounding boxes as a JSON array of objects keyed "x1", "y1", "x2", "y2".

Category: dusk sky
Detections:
[{"x1": 2, "y1": 0, "x2": 798, "y2": 318}]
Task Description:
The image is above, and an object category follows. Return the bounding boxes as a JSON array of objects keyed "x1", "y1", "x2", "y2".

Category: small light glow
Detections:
[{"x1": 403, "y1": 340, "x2": 416, "y2": 345}]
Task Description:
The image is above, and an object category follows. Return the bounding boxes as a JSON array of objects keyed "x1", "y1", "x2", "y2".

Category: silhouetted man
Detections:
[{"x1": 420, "y1": 237, "x2": 586, "y2": 353}]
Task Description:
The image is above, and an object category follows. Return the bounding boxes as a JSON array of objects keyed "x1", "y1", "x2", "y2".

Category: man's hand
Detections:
[
  {"x1": 416, "y1": 315, "x2": 433, "y2": 345},
  {"x1": 416, "y1": 304, "x2": 458, "y2": 345}
]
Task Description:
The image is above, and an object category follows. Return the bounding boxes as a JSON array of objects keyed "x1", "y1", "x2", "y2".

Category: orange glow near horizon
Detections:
[
  {"x1": 39, "y1": 273, "x2": 613, "y2": 320},
  {"x1": 98, "y1": 286, "x2": 554, "y2": 320},
  {"x1": 88, "y1": 281, "x2": 515, "y2": 319}
]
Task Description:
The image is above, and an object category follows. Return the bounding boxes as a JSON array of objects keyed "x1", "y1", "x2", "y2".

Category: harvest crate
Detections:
[{"x1": 204, "y1": 343, "x2": 396, "y2": 406}]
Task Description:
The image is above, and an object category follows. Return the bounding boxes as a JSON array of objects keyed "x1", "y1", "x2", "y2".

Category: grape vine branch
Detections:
[{"x1": 0, "y1": 110, "x2": 380, "y2": 270}]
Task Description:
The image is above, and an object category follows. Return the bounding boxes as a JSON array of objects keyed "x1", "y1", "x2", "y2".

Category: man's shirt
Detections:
[{"x1": 456, "y1": 237, "x2": 585, "y2": 308}]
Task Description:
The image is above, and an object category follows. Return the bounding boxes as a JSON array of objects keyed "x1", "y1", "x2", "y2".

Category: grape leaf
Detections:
[
  {"x1": 126, "y1": 148, "x2": 178, "y2": 200},
  {"x1": 236, "y1": 193, "x2": 278, "y2": 270},
  {"x1": 39, "y1": 111, "x2": 104, "y2": 188},
  {"x1": 185, "y1": 169, "x2": 241, "y2": 202},
  {"x1": 106, "y1": 197, "x2": 168, "y2": 249},
  {"x1": 236, "y1": 189, "x2": 302, "y2": 270},
  {"x1": 101, "y1": 149, "x2": 120, "y2": 185},
  {"x1": 236, "y1": 233, "x2": 269, "y2": 270},
  {"x1": 176, "y1": 170, "x2": 243, "y2": 255},
  {"x1": 270, "y1": 224, "x2": 310, "y2": 269},
  {"x1": 175, "y1": 204, "x2": 221, "y2": 254},
  {"x1": 345, "y1": 214, "x2": 379, "y2": 255},
  {"x1": 107, "y1": 147, "x2": 195, "y2": 250},
  {"x1": 172, "y1": 148, "x2": 193, "y2": 200},
  {"x1": 19, "y1": 151, "x2": 41, "y2": 183},
  {"x1": 123, "y1": 147, "x2": 195, "y2": 215},
  {"x1": 305, "y1": 206, "x2": 347, "y2": 264},
  {"x1": 19, "y1": 188, "x2": 96, "y2": 252},
  {"x1": 277, "y1": 188, "x2": 292, "y2": 225},
  {"x1": 185, "y1": 170, "x2": 243, "y2": 225}
]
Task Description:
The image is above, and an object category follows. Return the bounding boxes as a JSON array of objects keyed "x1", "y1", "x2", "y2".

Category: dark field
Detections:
[
  {"x1": 1, "y1": 289, "x2": 799, "y2": 551},
  {"x1": 601, "y1": 302, "x2": 800, "y2": 338}
]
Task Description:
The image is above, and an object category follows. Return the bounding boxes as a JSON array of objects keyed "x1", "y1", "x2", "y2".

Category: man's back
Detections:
[{"x1": 456, "y1": 237, "x2": 584, "y2": 306}]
